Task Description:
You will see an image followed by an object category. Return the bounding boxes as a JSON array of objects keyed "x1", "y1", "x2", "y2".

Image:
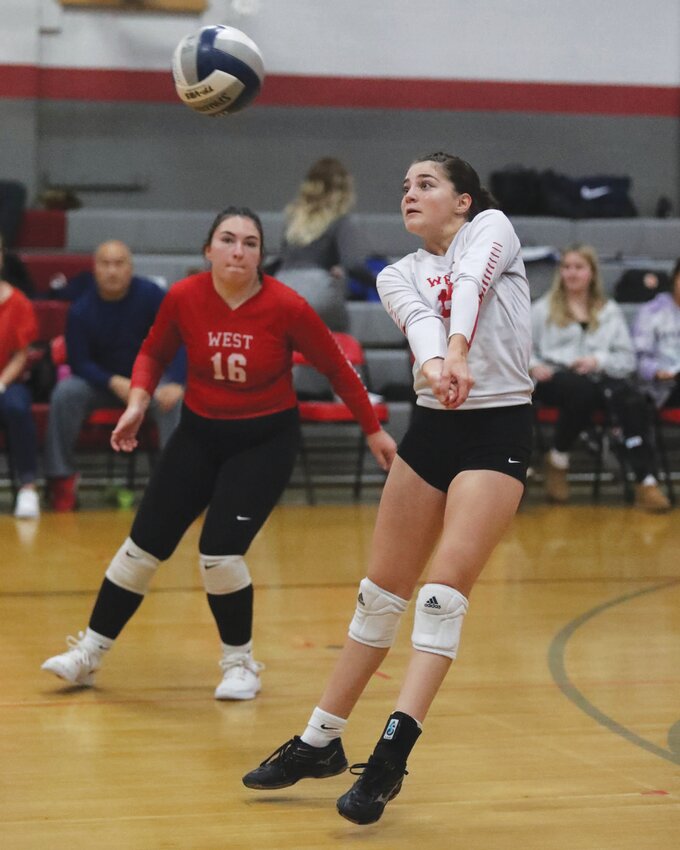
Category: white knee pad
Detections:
[
  {"x1": 411, "y1": 583, "x2": 468, "y2": 660},
  {"x1": 105, "y1": 537, "x2": 160, "y2": 595},
  {"x1": 348, "y1": 577, "x2": 408, "y2": 649},
  {"x1": 199, "y1": 554, "x2": 251, "y2": 595}
]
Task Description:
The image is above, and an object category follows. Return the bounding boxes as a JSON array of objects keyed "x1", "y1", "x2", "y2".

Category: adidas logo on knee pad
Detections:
[{"x1": 412, "y1": 584, "x2": 468, "y2": 659}]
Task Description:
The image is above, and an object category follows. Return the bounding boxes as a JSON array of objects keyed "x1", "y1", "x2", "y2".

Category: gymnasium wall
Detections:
[{"x1": 1, "y1": 0, "x2": 679, "y2": 215}]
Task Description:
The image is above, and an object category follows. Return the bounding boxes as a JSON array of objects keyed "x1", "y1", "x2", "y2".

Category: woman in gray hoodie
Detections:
[{"x1": 531, "y1": 243, "x2": 669, "y2": 512}]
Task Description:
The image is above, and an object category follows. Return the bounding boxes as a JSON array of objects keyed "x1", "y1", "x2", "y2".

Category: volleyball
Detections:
[{"x1": 172, "y1": 25, "x2": 265, "y2": 116}]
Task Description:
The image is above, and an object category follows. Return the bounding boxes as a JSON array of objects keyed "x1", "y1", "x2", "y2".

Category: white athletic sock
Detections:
[
  {"x1": 549, "y1": 448, "x2": 569, "y2": 470},
  {"x1": 301, "y1": 706, "x2": 347, "y2": 748},
  {"x1": 83, "y1": 627, "x2": 114, "y2": 654},
  {"x1": 220, "y1": 640, "x2": 252, "y2": 658}
]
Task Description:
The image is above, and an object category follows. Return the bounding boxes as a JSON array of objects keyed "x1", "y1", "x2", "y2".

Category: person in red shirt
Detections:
[
  {"x1": 0, "y1": 261, "x2": 39, "y2": 518},
  {"x1": 42, "y1": 206, "x2": 396, "y2": 699}
]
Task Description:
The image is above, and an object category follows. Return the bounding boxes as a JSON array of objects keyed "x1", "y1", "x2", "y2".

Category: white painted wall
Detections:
[
  {"x1": 1, "y1": 1, "x2": 678, "y2": 212},
  {"x1": 1, "y1": 0, "x2": 678, "y2": 86}
]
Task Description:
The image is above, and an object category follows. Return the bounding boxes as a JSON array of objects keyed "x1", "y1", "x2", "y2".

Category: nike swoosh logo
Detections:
[
  {"x1": 580, "y1": 186, "x2": 611, "y2": 200},
  {"x1": 236, "y1": 515, "x2": 252, "y2": 521},
  {"x1": 203, "y1": 560, "x2": 223, "y2": 570},
  {"x1": 320, "y1": 724, "x2": 340, "y2": 731},
  {"x1": 508, "y1": 458, "x2": 521, "y2": 464},
  {"x1": 126, "y1": 551, "x2": 140, "y2": 559}
]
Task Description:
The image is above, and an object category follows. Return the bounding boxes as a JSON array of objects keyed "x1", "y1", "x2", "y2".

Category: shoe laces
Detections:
[
  {"x1": 219, "y1": 653, "x2": 265, "y2": 675},
  {"x1": 258, "y1": 737, "x2": 299, "y2": 767},
  {"x1": 348, "y1": 756, "x2": 407, "y2": 789},
  {"x1": 64, "y1": 631, "x2": 94, "y2": 665}
]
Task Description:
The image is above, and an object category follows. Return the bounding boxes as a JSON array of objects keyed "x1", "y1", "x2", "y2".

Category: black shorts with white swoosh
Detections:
[{"x1": 398, "y1": 404, "x2": 533, "y2": 492}]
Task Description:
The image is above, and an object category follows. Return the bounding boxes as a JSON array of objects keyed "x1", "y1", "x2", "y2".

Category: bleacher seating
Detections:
[
  {"x1": 9, "y1": 208, "x2": 678, "y2": 500},
  {"x1": 19, "y1": 253, "x2": 92, "y2": 297},
  {"x1": 16, "y1": 208, "x2": 680, "y2": 299},
  {"x1": 15, "y1": 209, "x2": 67, "y2": 250}
]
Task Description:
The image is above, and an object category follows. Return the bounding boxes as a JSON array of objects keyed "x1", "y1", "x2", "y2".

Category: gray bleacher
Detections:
[
  {"x1": 65, "y1": 209, "x2": 680, "y2": 297},
  {"x1": 61, "y1": 208, "x2": 678, "y2": 453},
  {"x1": 511, "y1": 216, "x2": 678, "y2": 301}
]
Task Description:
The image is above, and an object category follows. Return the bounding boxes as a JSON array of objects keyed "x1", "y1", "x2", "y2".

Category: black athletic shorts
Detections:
[{"x1": 398, "y1": 403, "x2": 533, "y2": 493}]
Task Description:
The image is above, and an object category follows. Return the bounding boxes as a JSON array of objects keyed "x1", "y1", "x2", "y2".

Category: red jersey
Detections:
[
  {"x1": 0, "y1": 287, "x2": 38, "y2": 370},
  {"x1": 131, "y1": 272, "x2": 381, "y2": 434}
]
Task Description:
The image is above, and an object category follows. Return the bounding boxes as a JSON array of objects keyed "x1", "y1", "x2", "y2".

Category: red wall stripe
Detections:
[{"x1": 1, "y1": 63, "x2": 678, "y2": 117}]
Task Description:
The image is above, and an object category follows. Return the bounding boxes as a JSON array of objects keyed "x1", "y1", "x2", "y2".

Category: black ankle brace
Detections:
[{"x1": 373, "y1": 710, "x2": 422, "y2": 765}]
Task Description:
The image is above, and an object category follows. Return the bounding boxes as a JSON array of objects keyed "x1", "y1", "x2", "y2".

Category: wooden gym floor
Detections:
[{"x1": 1, "y1": 487, "x2": 679, "y2": 849}]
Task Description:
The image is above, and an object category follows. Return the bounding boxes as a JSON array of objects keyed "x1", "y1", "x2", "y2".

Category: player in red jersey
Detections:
[{"x1": 42, "y1": 207, "x2": 396, "y2": 699}]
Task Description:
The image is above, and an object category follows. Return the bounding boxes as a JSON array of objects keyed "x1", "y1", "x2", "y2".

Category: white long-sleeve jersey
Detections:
[{"x1": 377, "y1": 209, "x2": 533, "y2": 410}]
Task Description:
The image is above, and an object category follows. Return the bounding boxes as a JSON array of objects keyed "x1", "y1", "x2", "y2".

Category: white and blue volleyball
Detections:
[{"x1": 172, "y1": 26, "x2": 265, "y2": 116}]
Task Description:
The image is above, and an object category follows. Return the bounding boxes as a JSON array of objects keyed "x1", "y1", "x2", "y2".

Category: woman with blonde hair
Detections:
[
  {"x1": 531, "y1": 244, "x2": 669, "y2": 511},
  {"x1": 280, "y1": 157, "x2": 361, "y2": 272},
  {"x1": 275, "y1": 158, "x2": 372, "y2": 330}
]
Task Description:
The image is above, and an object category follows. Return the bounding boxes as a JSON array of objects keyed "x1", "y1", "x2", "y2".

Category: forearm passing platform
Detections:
[
  {"x1": 105, "y1": 537, "x2": 160, "y2": 595},
  {"x1": 199, "y1": 554, "x2": 251, "y2": 595},
  {"x1": 348, "y1": 577, "x2": 408, "y2": 648},
  {"x1": 411, "y1": 583, "x2": 468, "y2": 659}
]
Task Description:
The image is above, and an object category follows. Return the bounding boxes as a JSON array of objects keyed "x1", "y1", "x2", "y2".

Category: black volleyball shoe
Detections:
[
  {"x1": 242, "y1": 736, "x2": 348, "y2": 790},
  {"x1": 336, "y1": 755, "x2": 407, "y2": 824}
]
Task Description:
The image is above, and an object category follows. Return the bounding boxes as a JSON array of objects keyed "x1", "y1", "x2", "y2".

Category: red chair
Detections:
[
  {"x1": 293, "y1": 332, "x2": 389, "y2": 503},
  {"x1": 46, "y1": 335, "x2": 159, "y2": 491},
  {"x1": 33, "y1": 300, "x2": 69, "y2": 342},
  {"x1": 533, "y1": 403, "x2": 633, "y2": 502},
  {"x1": 79, "y1": 408, "x2": 159, "y2": 491}
]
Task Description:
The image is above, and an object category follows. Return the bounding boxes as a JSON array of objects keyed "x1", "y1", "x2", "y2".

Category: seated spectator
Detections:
[
  {"x1": 632, "y1": 257, "x2": 680, "y2": 410},
  {"x1": 44, "y1": 240, "x2": 186, "y2": 511},
  {"x1": 0, "y1": 260, "x2": 40, "y2": 518},
  {"x1": 273, "y1": 157, "x2": 372, "y2": 329},
  {"x1": 530, "y1": 244, "x2": 670, "y2": 512},
  {"x1": 0, "y1": 232, "x2": 35, "y2": 297}
]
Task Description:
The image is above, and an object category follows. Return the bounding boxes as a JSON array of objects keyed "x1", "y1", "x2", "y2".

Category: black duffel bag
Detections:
[
  {"x1": 539, "y1": 171, "x2": 637, "y2": 218},
  {"x1": 489, "y1": 167, "x2": 543, "y2": 216}
]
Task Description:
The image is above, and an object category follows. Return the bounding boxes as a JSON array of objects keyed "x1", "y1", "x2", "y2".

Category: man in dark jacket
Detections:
[{"x1": 44, "y1": 240, "x2": 185, "y2": 511}]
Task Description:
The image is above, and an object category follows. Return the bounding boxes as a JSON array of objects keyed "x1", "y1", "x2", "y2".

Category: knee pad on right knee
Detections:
[
  {"x1": 105, "y1": 537, "x2": 160, "y2": 595},
  {"x1": 411, "y1": 583, "x2": 468, "y2": 660},
  {"x1": 348, "y1": 577, "x2": 408, "y2": 648}
]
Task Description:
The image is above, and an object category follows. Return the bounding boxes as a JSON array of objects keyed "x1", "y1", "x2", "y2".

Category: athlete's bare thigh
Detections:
[
  {"x1": 428, "y1": 469, "x2": 524, "y2": 597},
  {"x1": 366, "y1": 455, "x2": 446, "y2": 599}
]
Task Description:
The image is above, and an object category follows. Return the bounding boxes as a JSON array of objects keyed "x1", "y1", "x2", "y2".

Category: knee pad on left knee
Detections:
[
  {"x1": 411, "y1": 583, "x2": 468, "y2": 659},
  {"x1": 106, "y1": 537, "x2": 160, "y2": 595},
  {"x1": 199, "y1": 554, "x2": 251, "y2": 595}
]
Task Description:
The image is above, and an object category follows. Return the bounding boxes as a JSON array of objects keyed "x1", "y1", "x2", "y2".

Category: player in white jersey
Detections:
[{"x1": 242, "y1": 152, "x2": 534, "y2": 824}]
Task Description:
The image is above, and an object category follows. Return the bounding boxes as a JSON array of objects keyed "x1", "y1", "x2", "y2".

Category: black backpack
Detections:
[
  {"x1": 614, "y1": 268, "x2": 672, "y2": 303},
  {"x1": 489, "y1": 167, "x2": 543, "y2": 216},
  {"x1": 25, "y1": 342, "x2": 58, "y2": 403}
]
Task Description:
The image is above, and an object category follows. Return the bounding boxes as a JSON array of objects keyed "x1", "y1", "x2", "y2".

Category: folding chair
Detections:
[
  {"x1": 533, "y1": 403, "x2": 633, "y2": 502},
  {"x1": 294, "y1": 332, "x2": 389, "y2": 503},
  {"x1": 49, "y1": 335, "x2": 159, "y2": 491},
  {"x1": 653, "y1": 407, "x2": 680, "y2": 505}
]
